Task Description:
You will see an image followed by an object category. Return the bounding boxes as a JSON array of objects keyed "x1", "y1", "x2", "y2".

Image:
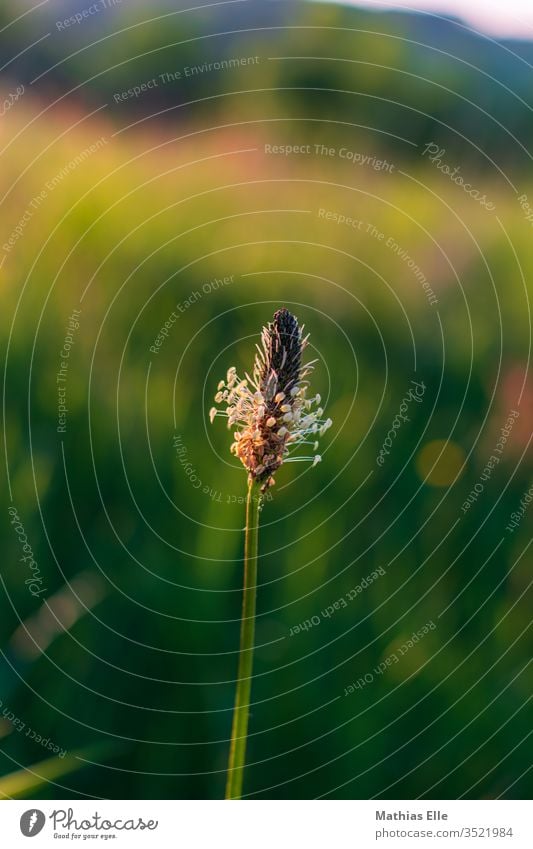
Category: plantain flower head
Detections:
[{"x1": 210, "y1": 308, "x2": 332, "y2": 491}]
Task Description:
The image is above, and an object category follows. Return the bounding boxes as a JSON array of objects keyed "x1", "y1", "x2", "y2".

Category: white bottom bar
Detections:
[{"x1": 1, "y1": 799, "x2": 532, "y2": 847}]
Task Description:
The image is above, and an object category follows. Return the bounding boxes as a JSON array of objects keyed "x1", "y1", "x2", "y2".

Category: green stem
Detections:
[{"x1": 225, "y1": 477, "x2": 261, "y2": 800}]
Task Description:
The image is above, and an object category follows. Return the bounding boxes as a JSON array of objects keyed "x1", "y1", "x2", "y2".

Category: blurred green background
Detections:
[{"x1": 0, "y1": 0, "x2": 532, "y2": 799}]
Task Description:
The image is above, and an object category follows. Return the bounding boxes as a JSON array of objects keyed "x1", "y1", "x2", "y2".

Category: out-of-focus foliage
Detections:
[
  {"x1": 0, "y1": 0, "x2": 531, "y2": 800},
  {"x1": 3, "y1": 1, "x2": 533, "y2": 166}
]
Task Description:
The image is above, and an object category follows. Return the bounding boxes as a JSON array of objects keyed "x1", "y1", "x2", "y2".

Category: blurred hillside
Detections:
[{"x1": 2, "y1": 1, "x2": 533, "y2": 168}]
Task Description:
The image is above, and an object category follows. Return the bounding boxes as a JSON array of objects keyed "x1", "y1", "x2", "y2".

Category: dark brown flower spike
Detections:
[{"x1": 210, "y1": 308, "x2": 332, "y2": 491}]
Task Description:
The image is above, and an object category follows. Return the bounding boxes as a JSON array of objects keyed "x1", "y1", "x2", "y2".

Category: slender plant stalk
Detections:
[
  {"x1": 212, "y1": 309, "x2": 332, "y2": 797},
  {"x1": 225, "y1": 477, "x2": 261, "y2": 800}
]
